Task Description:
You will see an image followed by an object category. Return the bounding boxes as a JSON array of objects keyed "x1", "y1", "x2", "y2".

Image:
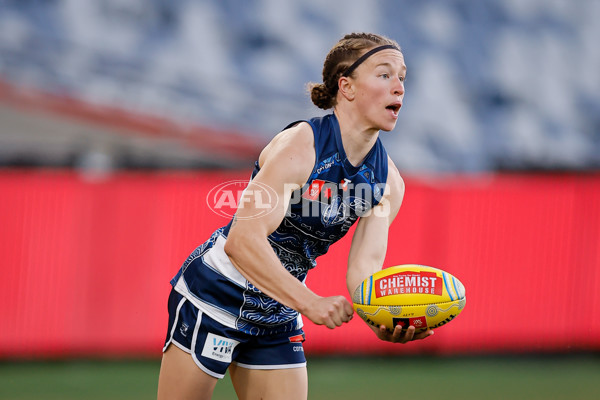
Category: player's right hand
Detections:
[
  {"x1": 303, "y1": 295, "x2": 354, "y2": 329},
  {"x1": 371, "y1": 324, "x2": 434, "y2": 343}
]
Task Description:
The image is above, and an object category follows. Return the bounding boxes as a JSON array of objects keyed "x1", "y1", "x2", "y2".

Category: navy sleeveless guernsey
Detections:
[{"x1": 171, "y1": 113, "x2": 389, "y2": 336}]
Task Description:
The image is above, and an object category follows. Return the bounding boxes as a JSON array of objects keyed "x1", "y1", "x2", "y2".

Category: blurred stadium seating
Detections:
[{"x1": 0, "y1": 0, "x2": 598, "y2": 171}]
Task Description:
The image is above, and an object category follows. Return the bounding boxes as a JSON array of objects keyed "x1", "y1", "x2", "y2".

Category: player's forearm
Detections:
[
  {"x1": 346, "y1": 258, "x2": 383, "y2": 297},
  {"x1": 346, "y1": 266, "x2": 368, "y2": 296},
  {"x1": 224, "y1": 233, "x2": 319, "y2": 314},
  {"x1": 346, "y1": 223, "x2": 387, "y2": 294}
]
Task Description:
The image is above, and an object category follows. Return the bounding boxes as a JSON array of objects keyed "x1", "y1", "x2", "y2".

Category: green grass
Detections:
[
  {"x1": 306, "y1": 355, "x2": 600, "y2": 400},
  {"x1": 0, "y1": 355, "x2": 598, "y2": 400},
  {"x1": 0, "y1": 359, "x2": 160, "y2": 400}
]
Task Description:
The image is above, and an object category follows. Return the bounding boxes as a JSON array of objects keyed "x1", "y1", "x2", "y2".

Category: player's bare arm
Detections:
[
  {"x1": 347, "y1": 158, "x2": 432, "y2": 343},
  {"x1": 346, "y1": 157, "x2": 404, "y2": 294},
  {"x1": 224, "y1": 123, "x2": 354, "y2": 329}
]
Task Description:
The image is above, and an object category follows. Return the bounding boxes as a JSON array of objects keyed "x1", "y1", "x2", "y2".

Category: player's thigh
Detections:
[
  {"x1": 157, "y1": 344, "x2": 218, "y2": 400},
  {"x1": 229, "y1": 363, "x2": 308, "y2": 400}
]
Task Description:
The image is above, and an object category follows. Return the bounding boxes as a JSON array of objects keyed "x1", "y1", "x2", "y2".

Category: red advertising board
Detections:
[{"x1": 0, "y1": 170, "x2": 598, "y2": 357}]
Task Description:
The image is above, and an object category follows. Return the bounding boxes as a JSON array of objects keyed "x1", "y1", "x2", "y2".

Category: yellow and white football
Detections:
[{"x1": 352, "y1": 265, "x2": 466, "y2": 333}]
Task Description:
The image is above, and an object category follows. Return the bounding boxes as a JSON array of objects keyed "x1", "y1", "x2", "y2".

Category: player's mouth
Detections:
[{"x1": 385, "y1": 102, "x2": 402, "y2": 118}]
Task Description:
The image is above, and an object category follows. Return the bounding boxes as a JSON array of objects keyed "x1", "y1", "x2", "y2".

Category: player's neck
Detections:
[{"x1": 334, "y1": 108, "x2": 379, "y2": 167}]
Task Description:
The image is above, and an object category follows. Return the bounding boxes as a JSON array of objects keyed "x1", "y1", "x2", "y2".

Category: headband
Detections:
[{"x1": 342, "y1": 44, "x2": 400, "y2": 77}]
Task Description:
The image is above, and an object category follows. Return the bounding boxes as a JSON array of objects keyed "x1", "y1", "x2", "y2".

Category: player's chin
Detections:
[{"x1": 378, "y1": 120, "x2": 398, "y2": 132}]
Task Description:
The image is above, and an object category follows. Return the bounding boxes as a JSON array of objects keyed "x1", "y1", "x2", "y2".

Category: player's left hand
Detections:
[{"x1": 372, "y1": 324, "x2": 434, "y2": 344}]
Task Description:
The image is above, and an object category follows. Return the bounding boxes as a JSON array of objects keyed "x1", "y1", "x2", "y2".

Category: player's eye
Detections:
[{"x1": 380, "y1": 73, "x2": 390, "y2": 79}]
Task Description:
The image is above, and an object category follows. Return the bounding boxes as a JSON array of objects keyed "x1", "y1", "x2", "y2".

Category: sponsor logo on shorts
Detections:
[
  {"x1": 376, "y1": 271, "x2": 442, "y2": 297},
  {"x1": 288, "y1": 333, "x2": 306, "y2": 343},
  {"x1": 293, "y1": 345, "x2": 304, "y2": 352},
  {"x1": 201, "y1": 333, "x2": 239, "y2": 363},
  {"x1": 180, "y1": 322, "x2": 189, "y2": 337}
]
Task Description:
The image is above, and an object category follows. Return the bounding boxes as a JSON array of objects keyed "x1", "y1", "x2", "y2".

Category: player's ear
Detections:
[{"x1": 338, "y1": 76, "x2": 355, "y2": 101}]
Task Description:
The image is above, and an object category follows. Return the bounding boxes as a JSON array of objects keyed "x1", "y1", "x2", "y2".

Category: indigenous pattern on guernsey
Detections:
[{"x1": 171, "y1": 113, "x2": 389, "y2": 336}]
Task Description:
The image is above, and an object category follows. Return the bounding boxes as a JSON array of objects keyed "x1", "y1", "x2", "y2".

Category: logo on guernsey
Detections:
[
  {"x1": 302, "y1": 179, "x2": 326, "y2": 200},
  {"x1": 201, "y1": 333, "x2": 239, "y2": 363},
  {"x1": 375, "y1": 271, "x2": 442, "y2": 297}
]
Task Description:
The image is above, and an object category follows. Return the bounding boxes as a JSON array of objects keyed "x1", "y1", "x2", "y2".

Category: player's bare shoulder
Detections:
[
  {"x1": 259, "y1": 122, "x2": 314, "y2": 165},
  {"x1": 257, "y1": 122, "x2": 316, "y2": 188}
]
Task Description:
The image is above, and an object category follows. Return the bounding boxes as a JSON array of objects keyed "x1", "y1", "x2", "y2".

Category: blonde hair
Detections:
[{"x1": 308, "y1": 33, "x2": 401, "y2": 110}]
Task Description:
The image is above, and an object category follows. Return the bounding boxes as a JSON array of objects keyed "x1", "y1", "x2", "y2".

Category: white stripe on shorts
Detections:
[
  {"x1": 233, "y1": 361, "x2": 307, "y2": 370},
  {"x1": 190, "y1": 310, "x2": 227, "y2": 379},
  {"x1": 163, "y1": 295, "x2": 187, "y2": 352}
]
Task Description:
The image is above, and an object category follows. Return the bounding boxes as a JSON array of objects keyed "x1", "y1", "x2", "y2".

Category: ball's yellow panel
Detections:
[
  {"x1": 353, "y1": 299, "x2": 466, "y2": 333},
  {"x1": 352, "y1": 265, "x2": 466, "y2": 332}
]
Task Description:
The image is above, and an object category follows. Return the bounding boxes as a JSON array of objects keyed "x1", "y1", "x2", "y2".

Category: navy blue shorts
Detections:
[{"x1": 163, "y1": 289, "x2": 306, "y2": 379}]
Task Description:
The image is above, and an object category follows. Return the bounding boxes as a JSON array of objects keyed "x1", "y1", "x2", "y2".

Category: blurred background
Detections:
[{"x1": 0, "y1": 0, "x2": 598, "y2": 399}]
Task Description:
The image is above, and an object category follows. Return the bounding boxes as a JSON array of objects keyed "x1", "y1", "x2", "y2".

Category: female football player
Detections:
[{"x1": 157, "y1": 32, "x2": 433, "y2": 400}]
